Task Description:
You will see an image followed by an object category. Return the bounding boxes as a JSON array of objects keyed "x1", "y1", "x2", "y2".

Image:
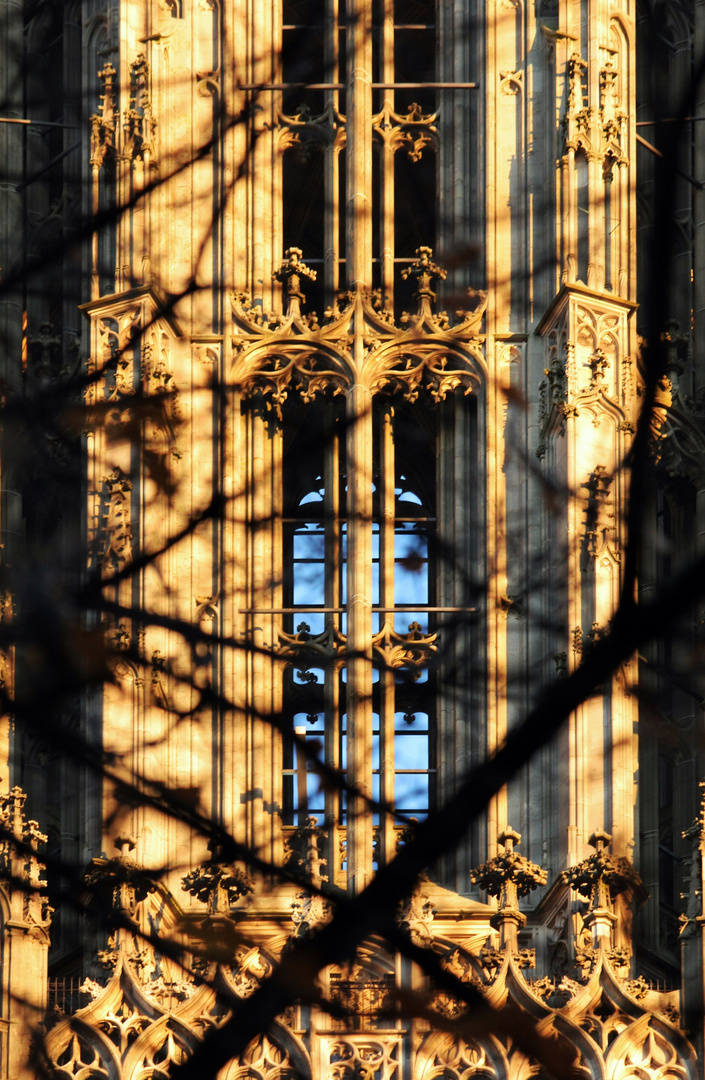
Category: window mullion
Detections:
[
  {"x1": 379, "y1": 0, "x2": 395, "y2": 307},
  {"x1": 324, "y1": 416, "x2": 341, "y2": 620},
  {"x1": 324, "y1": 0, "x2": 341, "y2": 303},
  {"x1": 324, "y1": 144, "x2": 341, "y2": 303},
  {"x1": 347, "y1": 0, "x2": 373, "y2": 287},
  {"x1": 379, "y1": 403, "x2": 397, "y2": 866},
  {"x1": 324, "y1": 414, "x2": 341, "y2": 877},
  {"x1": 345, "y1": 382, "x2": 375, "y2": 893}
]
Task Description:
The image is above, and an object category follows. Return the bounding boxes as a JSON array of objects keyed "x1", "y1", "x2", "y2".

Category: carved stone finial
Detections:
[
  {"x1": 401, "y1": 246, "x2": 447, "y2": 317},
  {"x1": 600, "y1": 59, "x2": 617, "y2": 115},
  {"x1": 181, "y1": 850, "x2": 252, "y2": 916},
  {"x1": 301, "y1": 817, "x2": 326, "y2": 888},
  {"x1": 115, "y1": 835, "x2": 136, "y2": 855},
  {"x1": 288, "y1": 818, "x2": 332, "y2": 941},
  {"x1": 588, "y1": 828, "x2": 611, "y2": 850},
  {"x1": 471, "y1": 828, "x2": 546, "y2": 951},
  {"x1": 27, "y1": 321, "x2": 62, "y2": 385},
  {"x1": 649, "y1": 374, "x2": 673, "y2": 462},
  {"x1": 291, "y1": 886, "x2": 332, "y2": 940},
  {"x1": 84, "y1": 841, "x2": 154, "y2": 919},
  {"x1": 566, "y1": 52, "x2": 587, "y2": 114},
  {"x1": 4, "y1": 786, "x2": 27, "y2": 838},
  {"x1": 661, "y1": 319, "x2": 688, "y2": 387},
  {"x1": 101, "y1": 471, "x2": 133, "y2": 574},
  {"x1": 123, "y1": 54, "x2": 156, "y2": 164},
  {"x1": 562, "y1": 830, "x2": 641, "y2": 946},
  {"x1": 90, "y1": 63, "x2": 117, "y2": 169},
  {"x1": 497, "y1": 826, "x2": 521, "y2": 852},
  {"x1": 588, "y1": 348, "x2": 609, "y2": 386},
  {"x1": 397, "y1": 889, "x2": 434, "y2": 946},
  {"x1": 273, "y1": 248, "x2": 317, "y2": 318}
]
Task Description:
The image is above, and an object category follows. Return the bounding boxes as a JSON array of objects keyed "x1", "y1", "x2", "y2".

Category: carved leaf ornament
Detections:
[
  {"x1": 562, "y1": 831, "x2": 640, "y2": 909},
  {"x1": 181, "y1": 860, "x2": 252, "y2": 908},
  {"x1": 471, "y1": 843, "x2": 547, "y2": 898}
]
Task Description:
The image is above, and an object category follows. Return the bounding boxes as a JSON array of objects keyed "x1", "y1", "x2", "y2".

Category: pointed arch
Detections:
[
  {"x1": 416, "y1": 1029, "x2": 508, "y2": 1080},
  {"x1": 220, "y1": 1023, "x2": 312, "y2": 1080}
]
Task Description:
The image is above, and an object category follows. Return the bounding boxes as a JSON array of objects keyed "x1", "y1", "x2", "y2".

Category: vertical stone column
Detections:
[
  {"x1": 344, "y1": 0, "x2": 374, "y2": 893},
  {"x1": 346, "y1": 0, "x2": 372, "y2": 290},
  {"x1": 532, "y1": 0, "x2": 638, "y2": 880},
  {"x1": 379, "y1": 0, "x2": 394, "y2": 308},
  {"x1": 536, "y1": 284, "x2": 638, "y2": 876},
  {"x1": 222, "y1": 380, "x2": 251, "y2": 861},
  {"x1": 323, "y1": 0, "x2": 341, "y2": 304},
  {"x1": 586, "y1": 13, "x2": 604, "y2": 290},
  {"x1": 379, "y1": 404, "x2": 396, "y2": 867},
  {"x1": 345, "y1": 367, "x2": 374, "y2": 893}
]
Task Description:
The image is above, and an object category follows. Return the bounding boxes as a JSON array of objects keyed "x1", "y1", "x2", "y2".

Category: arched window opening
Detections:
[
  {"x1": 282, "y1": 147, "x2": 327, "y2": 315},
  {"x1": 278, "y1": 1, "x2": 438, "y2": 315},
  {"x1": 281, "y1": 398, "x2": 439, "y2": 858},
  {"x1": 282, "y1": 0, "x2": 327, "y2": 114}
]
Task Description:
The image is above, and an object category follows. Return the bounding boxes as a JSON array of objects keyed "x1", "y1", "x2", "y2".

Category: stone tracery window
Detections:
[
  {"x1": 235, "y1": 0, "x2": 484, "y2": 889},
  {"x1": 232, "y1": 274, "x2": 485, "y2": 887}
]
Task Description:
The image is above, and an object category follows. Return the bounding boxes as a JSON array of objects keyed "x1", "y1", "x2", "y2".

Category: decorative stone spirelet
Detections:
[
  {"x1": 562, "y1": 830, "x2": 641, "y2": 946},
  {"x1": 471, "y1": 828, "x2": 546, "y2": 950},
  {"x1": 401, "y1": 246, "x2": 447, "y2": 317},
  {"x1": 273, "y1": 248, "x2": 317, "y2": 318}
]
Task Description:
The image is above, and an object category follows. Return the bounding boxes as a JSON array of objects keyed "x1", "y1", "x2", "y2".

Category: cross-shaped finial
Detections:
[
  {"x1": 273, "y1": 248, "x2": 317, "y2": 317},
  {"x1": 401, "y1": 247, "x2": 447, "y2": 316}
]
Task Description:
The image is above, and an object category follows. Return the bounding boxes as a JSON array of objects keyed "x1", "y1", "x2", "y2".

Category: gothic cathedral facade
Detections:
[{"x1": 1, "y1": 0, "x2": 704, "y2": 1077}]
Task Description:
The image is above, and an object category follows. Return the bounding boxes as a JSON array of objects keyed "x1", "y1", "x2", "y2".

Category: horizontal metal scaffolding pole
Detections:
[
  {"x1": 0, "y1": 117, "x2": 81, "y2": 128},
  {"x1": 239, "y1": 606, "x2": 477, "y2": 614},
  {"x1": 636, "y1": 117, "x2": 705, "y2": 124},
  {"x1": 238, "y1": 82, "x2": 478, "y2": 91}
]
